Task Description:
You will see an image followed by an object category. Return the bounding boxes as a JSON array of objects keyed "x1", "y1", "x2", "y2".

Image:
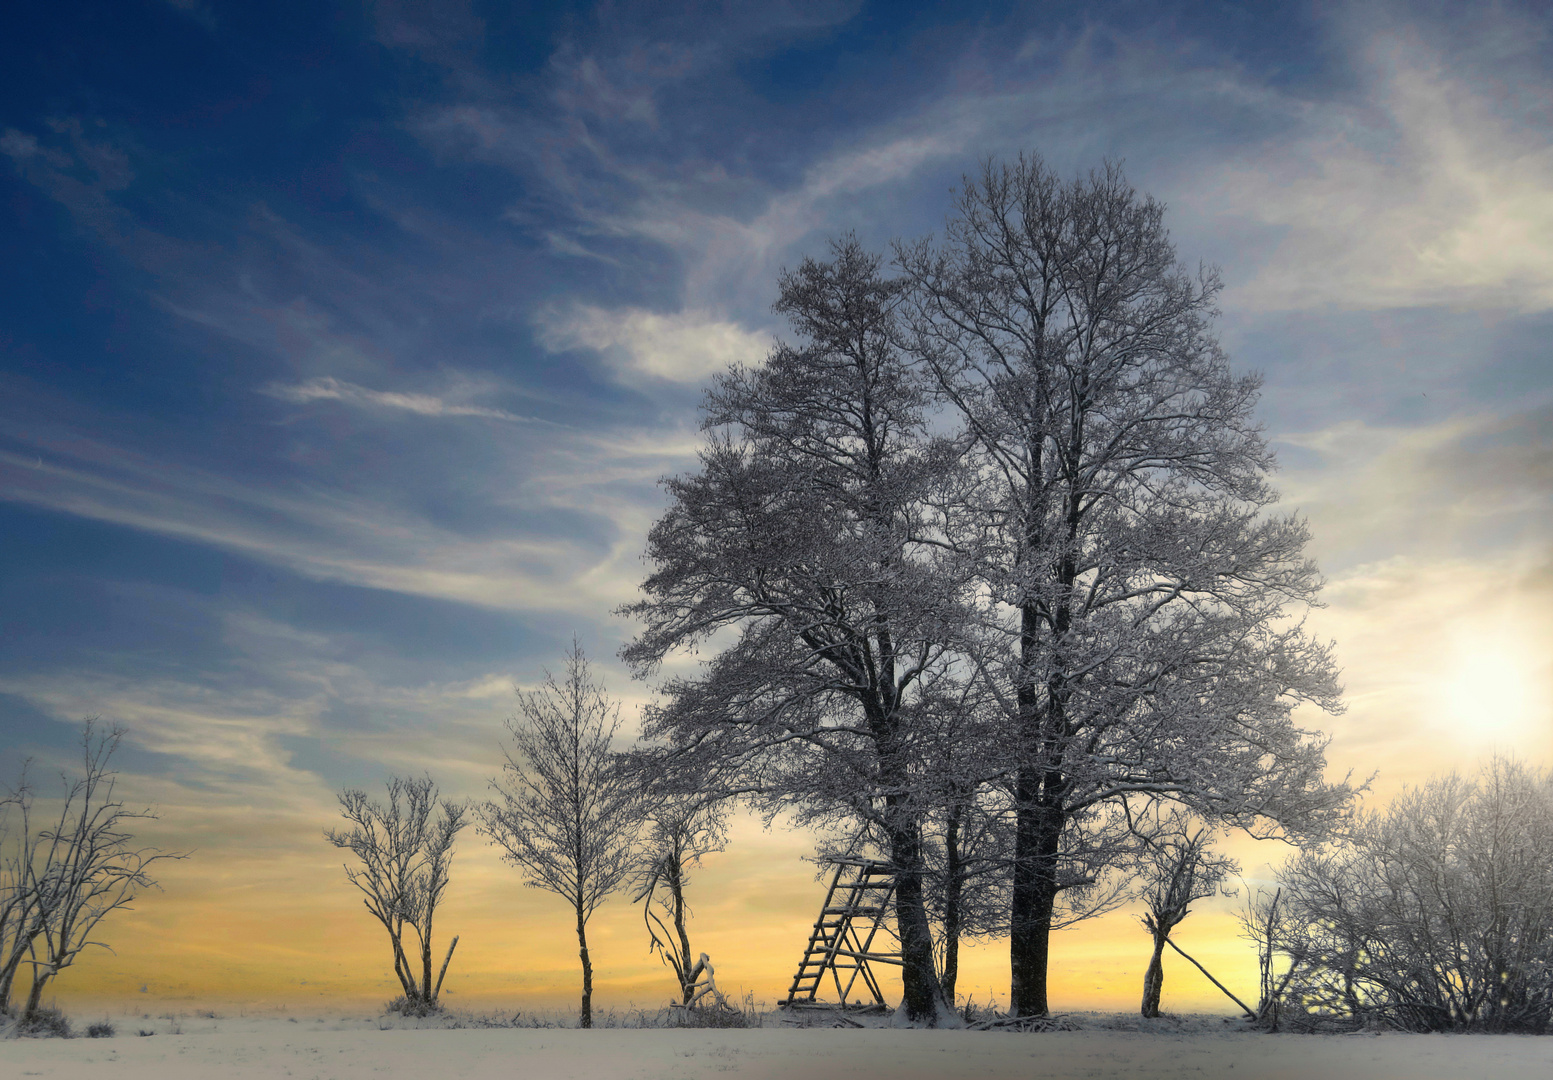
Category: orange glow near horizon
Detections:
[{"x1": 31, "y1": 561, "x2": 1553, "y2": 1021}]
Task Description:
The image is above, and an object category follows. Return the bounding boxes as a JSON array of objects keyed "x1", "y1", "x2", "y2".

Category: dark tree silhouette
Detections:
[
  {"x1": 900, "y1": 154, "x2": 1353, "y2": 1015},
  {"x1": 622, "y1": 238, "x2": 970, "y2": 1025},
  {"x1": 1, "y1": 721, "x2": 181, "y2": 1023}
]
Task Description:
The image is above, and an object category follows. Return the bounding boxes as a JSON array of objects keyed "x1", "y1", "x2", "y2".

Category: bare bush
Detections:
[{"x1": 1265, "y1": 758, "x2": 1553, "y2": 1033}]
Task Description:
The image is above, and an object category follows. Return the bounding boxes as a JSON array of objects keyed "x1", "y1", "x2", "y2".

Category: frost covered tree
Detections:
[
  {"x1": 1266, "y1": 759, "x2": 1553, "y2": 1032},
  {"x1": 479, "y1": 641, "x2": 639, "y2": 1029},
  {"x1": 0, "y1": 721, "x2": 180, "y2": 1023},
  {"x1": 326, "y1": 775, "x2": 467, "y2": 1012},
  {"x1": 899, "y1": 155, "x2": 1354, "y2": 1016},
  {"x1": 622, "y1": 238, "x2": 969, "y2": 1025},
  {"x1": 1134, "y1": 818, "x2": 1234, "y2": 1018},
  {"x1": 629, "y1": 795, "x2": 727, "y2": 1004}
]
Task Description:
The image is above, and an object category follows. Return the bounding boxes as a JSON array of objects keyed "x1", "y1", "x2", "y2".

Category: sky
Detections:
[{"x1": 1, "y1": 0, "x2": 1550, "y2": 1018}]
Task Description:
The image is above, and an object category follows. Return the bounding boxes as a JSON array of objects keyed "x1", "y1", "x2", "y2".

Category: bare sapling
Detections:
[
  {"x1": 629, "y1": 795, "x2": 726, "y2": 1004},
  {"x1": 1135, "y1": 820, "x2": 1235, "y2": 1017},
  {"x1": 326, "y1": 774, "x2": 467, "y2": 1013}
]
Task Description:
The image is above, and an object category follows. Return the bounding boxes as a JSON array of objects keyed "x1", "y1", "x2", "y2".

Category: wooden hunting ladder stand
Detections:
[{"x1": 781, "y1": 857, "x2": 900, "y2": 1009}]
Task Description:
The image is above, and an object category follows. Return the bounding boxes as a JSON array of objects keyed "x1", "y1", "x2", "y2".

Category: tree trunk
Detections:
[
  {"x1": 670, "y1": 868, "x2": 693, "y2": 1004},
  {"x1": 420, "y1": 918, "x2": 434, "y2": 1002},
  {"x1": 889, "y1": 811, "x2": 950, "y2": 1025},
  {"x1": 22, "y1": 963, "x2": 47, "y2": 1021},
  {"x1": 575, "y1": 904, "x2": 594, "y2": 1029},
  {"x1": 433, "y1": 936, "x2": 459, "y2": 1002},
  {"x1": 0, "y1": 948, "x2": 25, "y2": 1014},
  {"x1": 1010, "y1": 787, "x2": 1064, "y2": 1017},
  {"x1": 390, "y1": 932, "x2": 416, "y2": 999},
  {"x1": 941, "y1": 800, "x2": 963, "y2": 1004},
  {"x1": 1141, "y1": 930, "x2": 1168, "y2": 1017}
]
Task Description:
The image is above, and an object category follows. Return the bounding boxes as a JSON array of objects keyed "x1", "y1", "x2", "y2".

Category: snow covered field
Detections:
[{"x1": 5, "y1": 1012, "x2": 1550, "y2": 1079}]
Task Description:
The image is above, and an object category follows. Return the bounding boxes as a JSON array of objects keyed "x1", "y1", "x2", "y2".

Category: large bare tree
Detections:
[
  {"x1": 479, "y1": 641, "x2": 639, "y2": 1029},
  {"x1": 622, "y1": 238, "x2": 970, "y2": 1025},
  {"x1": 326, "y1": 775, "x2": 467, "y2": 1012},
  {"x1": 899, "y1": 155, "x2": 1354, "y2": 1015},
  {"x1": 0, "y1": 720, "x2": 181, "y2": 1023}
]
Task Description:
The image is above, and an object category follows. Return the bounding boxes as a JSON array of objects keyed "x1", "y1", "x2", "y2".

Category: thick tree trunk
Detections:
[
  {"x1": 1010, "y1": 787, "x2": 1065, "y2": 1017},
  {"x1": 888, "y1": 809, "x2": 950, "y2": 1025},
  {"x1": 1141, "y1": 930, "x2": 1168, "y2": 1017},
  {"x1": 1009, "y1": 540, "x2": 1075, "y2": 1018},
  {"x1": 575, "y1": 905, "x2": 594, "y2": 1029}
]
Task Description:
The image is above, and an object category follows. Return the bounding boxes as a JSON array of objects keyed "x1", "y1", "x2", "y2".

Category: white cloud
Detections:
[
  {"x1": 1273, "y1": 407, "x2": 1553, "y2": 570},
  {"x1": 1200, "y1": 31, "x2": 1553, "y2": 312},
  {"x1": 262, "y1": 376, "x2": 553, "y2": 424},
  {"x1": 534, "y1": 303, "x2": 769, "y2": 382}
]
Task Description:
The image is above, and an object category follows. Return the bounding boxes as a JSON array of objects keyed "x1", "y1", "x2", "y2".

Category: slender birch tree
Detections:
[
  {"x1": 622, "y1": 237, "x2": 970, "y2": 1025},
  {"x1": 899, "y1": 155, "x2": 1354, "y2": 1016},
  {"x1": 479, "y1": 641, "x2": 639, "y2": 1029}
]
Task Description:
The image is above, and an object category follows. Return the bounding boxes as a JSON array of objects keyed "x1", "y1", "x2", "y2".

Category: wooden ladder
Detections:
[{"x1": 781, "y1": 857, "x2": 900, "y2": 1009}]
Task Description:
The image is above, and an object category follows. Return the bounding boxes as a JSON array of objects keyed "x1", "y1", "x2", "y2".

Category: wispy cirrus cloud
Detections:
[
  {"x1": 0, "y1": 415, "x2": 690, "y2": 620},
  {"x1": 262, "y1": 376, "x2": 562, "y2": 425},
  {"x1": 1197, "y1": 26, "x2": 1553, "y2": 313}
]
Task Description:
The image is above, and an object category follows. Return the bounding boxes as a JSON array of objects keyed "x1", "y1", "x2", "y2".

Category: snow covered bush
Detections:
[{"x1": 1268, "y1": 758, "x2": 1553, "y2": 1033}]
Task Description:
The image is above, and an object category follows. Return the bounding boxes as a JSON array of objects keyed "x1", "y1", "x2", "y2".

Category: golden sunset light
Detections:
[{"x1": 3, "y1": 6, "x2": 1552, "y2": 1079}]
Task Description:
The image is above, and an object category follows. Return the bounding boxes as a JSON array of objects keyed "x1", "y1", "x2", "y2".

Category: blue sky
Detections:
[{"x1": 2, "y1": 0, "x2": 1550, "y2": 1009}]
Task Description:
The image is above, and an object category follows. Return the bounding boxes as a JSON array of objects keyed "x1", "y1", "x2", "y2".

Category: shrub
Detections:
[
  {"x1": 86, "y1": 1020, "x2": 116, "y2": 1038},
  {"x1": 1264, "y1": 759, "x2": 1553, "y2": 1033},
  {"x1": 16, "y1": 1007, "x2": 73, "y2": 1038},
  {"x1": 384, "y1": 995, "x2": 443, "y2": 1018}
]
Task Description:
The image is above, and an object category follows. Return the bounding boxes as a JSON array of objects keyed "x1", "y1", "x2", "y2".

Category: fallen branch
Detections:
[
  {"x1": 1163, "y1": 936, "x2": 1256, "y2": 1019},
  {"x1": 970, "y1": 1014, "x2": 1081, "y2": 1032}
]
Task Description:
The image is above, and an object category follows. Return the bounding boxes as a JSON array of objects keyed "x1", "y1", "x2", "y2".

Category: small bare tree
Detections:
[
  {"x1": 1135, "y1": 820, "x2": 1235, "y2": 1017},
  {"x1": 0, "y1": 720, "x2": 181, "y2": 1023},
  {"x1": 479, "y1": 641, "x2": 640, "y2": 1028},
  {"x1": 326, "y1": 775, "x2": 467, "y2": 1013},
  {"x1": 629, "y1": 795, "x2": 727, "y2": 1004},
  {"x1": 1238, "y1": 885, "x2": 1303, "y2": 1030}
]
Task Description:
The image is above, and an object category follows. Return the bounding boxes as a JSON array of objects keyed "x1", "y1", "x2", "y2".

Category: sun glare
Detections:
[{"x1": 1443, "y1": 638, "x2": 1546, "y2": 740}]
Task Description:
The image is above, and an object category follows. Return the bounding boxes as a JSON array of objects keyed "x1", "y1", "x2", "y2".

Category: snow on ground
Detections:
[{"x1": 4, "y1": 1011, "x2": 1550, "y2": 1079}]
